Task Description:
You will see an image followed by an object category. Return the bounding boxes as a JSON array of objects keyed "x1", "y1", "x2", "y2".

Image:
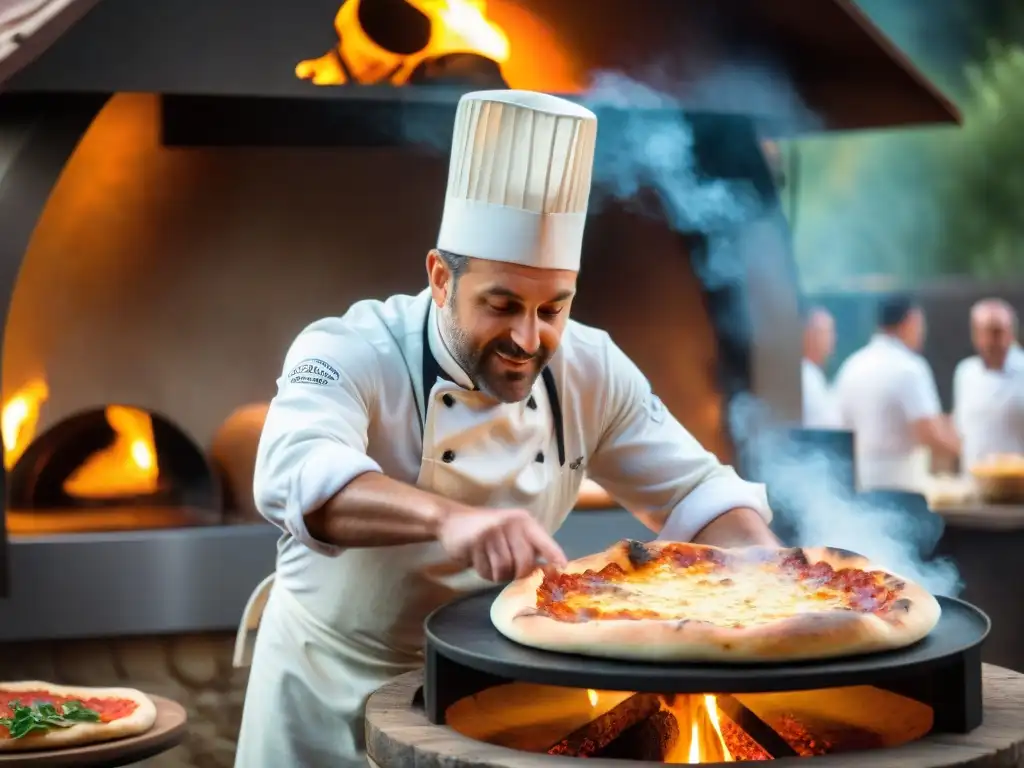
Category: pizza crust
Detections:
[
  {"x1": 0, "y1": 681, "x2": 157, "y2": 752},
  {"x1": 491, "y1": 541, "x2": 943, "y2": 663}
]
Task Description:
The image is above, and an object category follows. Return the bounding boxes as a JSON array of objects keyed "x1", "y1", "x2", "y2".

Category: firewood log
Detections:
[
  {"x1": 546, "y1": 693, "x2": 662, "y2": 757},
  {"x1": 596, "y1": 709, "x2": 681, "y2": 761}
]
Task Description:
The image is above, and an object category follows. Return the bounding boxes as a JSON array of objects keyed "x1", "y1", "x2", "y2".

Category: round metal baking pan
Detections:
[{"x1": 424, "y1": 589, "x2": 990, "y2": 693}]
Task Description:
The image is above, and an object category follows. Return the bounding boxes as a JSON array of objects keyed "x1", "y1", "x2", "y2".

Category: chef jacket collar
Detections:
[{"x1": 420, "y1": 301, "x2": 566, "y2": 466}]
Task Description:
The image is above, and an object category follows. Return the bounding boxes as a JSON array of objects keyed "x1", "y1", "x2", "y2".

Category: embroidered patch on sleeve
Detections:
[{"x1": 287, "y1": 358, "x2": 341, "y2": 387}]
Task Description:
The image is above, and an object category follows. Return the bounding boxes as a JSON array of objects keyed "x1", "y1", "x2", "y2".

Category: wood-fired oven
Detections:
[{"x1": 0, "y1": 0, "x2": 957, "y2": 644}]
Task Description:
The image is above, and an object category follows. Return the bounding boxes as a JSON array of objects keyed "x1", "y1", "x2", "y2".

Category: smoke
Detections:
[
  {"x1": 731, "y1": 395, "x2": 962, "y2": 597},
  {"x1": 576, "y1": 69, "x2": 962, "y2": 597}
]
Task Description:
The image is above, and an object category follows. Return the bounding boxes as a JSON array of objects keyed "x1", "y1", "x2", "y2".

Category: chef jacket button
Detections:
[
  {"x1": 442, "y1": 450, "x2": 456, "y2": 463},
  {"x1": 535, "y1": 451, "x2": 545, "y2": 463},
  {"x1": 442, "y1": 393, "x2": 455, "y2": 408},
  {"x1": 527, "y1": 396, "x2": 537, "y2": 410}
]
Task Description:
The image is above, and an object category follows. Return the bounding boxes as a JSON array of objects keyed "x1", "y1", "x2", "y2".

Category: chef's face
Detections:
[{"x1": 427, "y1": 250, "x2": 577, "y2": 403}]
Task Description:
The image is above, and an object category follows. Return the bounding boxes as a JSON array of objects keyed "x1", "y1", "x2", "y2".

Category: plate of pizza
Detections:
[
  {"x1": 0, "y1": 682, "x2": 158, "y2": 754},
  {"x1": 490, "y1": 540, "x2": 942, "y2": 663}
]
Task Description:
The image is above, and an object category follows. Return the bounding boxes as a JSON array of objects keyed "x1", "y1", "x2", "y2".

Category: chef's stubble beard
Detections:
[{"x1": 439, "y1": 303, "x2": 546, "y2": 403}]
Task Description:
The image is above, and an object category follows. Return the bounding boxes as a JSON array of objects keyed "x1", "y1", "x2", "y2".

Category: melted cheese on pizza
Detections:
[{"x1": 538, "y1": 554, "x2": 897, "y2": 628}]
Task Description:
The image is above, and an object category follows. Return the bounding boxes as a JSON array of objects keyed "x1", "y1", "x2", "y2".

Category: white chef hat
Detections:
[{"x1": 437, "y1": 90, "x2": 598, "y2": 272}]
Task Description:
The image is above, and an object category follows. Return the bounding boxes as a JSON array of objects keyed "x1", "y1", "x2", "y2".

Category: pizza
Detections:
[
  {"x1": 0, "y1": 682, "x2": 157, "y2": 752},
  {"x1": 490, "y1": 540, "x2": 942, "y2": 662}
]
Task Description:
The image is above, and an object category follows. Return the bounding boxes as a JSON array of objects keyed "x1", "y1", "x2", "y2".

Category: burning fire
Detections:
[
  {"x1": 2, "y1": 378, "x2": 49, "y2": 470},
  {"x1": 1, "y1": 382, "x2": 159, "y2": 498},
  {"x1": 63, "y1": 406, "x2": 159, "y2": 498},
  {"x1": 296, "y1": 0, "x2": 509, "y2": 87},
  {"x1": 587, "y1": 689, "x2": 733, "y2": 763}
]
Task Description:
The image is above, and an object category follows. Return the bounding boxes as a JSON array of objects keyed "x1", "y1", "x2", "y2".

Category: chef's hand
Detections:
[{"x1": 437, "y1": 507, "x2": 568, "y2": 582}]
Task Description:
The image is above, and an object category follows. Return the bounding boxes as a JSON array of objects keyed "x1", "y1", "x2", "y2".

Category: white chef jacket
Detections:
[
  {"x1": 834, "y1": 334, "x2": 942, "y2": 491},
  {"x1": 953, "y1": 345, "x2": 1024, "y2": 470},
  {"x1": 802, "y1": 358, "x2": 841, "y2": 429},
  {"x1": 234, "y1": 288, "x2": 771, "y2": 768}
]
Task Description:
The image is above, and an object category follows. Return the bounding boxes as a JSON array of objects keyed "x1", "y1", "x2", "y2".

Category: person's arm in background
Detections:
[
  {"x1": 904, "y1": 359, "x2": 961, "y2": 461},
  {"x1": 584, "y1": 335, "x2": 779, "y2": 549}
]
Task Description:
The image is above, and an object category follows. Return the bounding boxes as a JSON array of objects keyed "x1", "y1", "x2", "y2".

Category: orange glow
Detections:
[
  {"x1": 669, "y1": 694, "x2": 733, "y2": 764},
  {"x1": 2, "y1": 379, "x2": 49, "y2": 470},
  {"x1": 62, "y1": 406, "x2": 159, "y2": 498},
  {"x1": 296, "y1": 0, "x2": 581, "y2": 92},
  {"x1": 583, "y1": 690, "x2": 734, "y2": 763}
]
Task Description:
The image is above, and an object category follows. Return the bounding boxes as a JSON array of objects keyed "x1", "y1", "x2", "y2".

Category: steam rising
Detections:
[
  {"x1": 731, "y1": 396, "x2": 962, "y2": 597},
  {"x1": 579, "y1": 71, "x2": 962, "y2": 598}
]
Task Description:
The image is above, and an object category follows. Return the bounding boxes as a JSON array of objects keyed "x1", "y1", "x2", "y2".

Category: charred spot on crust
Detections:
[
  {"x1": 890, "y1": 599, "x2": 912, "y2": 613},
  {"x1": 884, "y1": 575, "x2": 906, "y2": 590},
  {"x1": 626, "y1": 539, "x2": 657, "y2": 567},
  {"x1": 783, "y1": 549, "x2": 811, "y2": 568},
  {"x1": 825, "y1": 546, "x2": 862, "y2": 560},
  {"x1": 673, "y1": 620, "x2": 689, "y2": 631}
]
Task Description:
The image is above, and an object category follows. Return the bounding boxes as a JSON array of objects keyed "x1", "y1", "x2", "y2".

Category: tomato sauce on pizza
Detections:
[
  {"x1": 491, "y1": 540, "x2": 941, "y2": 663},
  {"x1": 0, "y1": 681, "x2": 157, "y2": 751},
  {"x1": 0, "y1": 689, "x2": 137, "y2": 734},
  {"x1": 536, "y1": 541, "x2": 906, "y2": 628}
]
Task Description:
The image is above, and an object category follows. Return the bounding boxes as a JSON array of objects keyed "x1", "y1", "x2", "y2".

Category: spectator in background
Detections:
[
  {"x1": 802, "y1": 306, "x2": 842, "y2": 428},
  {"x1": 953, "y1": 299, "x2": 1024, "y2": 471},
  {"x1": 834, "y1": 294, "x2": 960, "y2": 491}
]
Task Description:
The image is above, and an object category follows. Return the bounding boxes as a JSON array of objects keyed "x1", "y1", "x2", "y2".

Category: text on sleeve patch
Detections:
[{"x1": 287, "y1": 358, "x2": 341, "y2": 387}]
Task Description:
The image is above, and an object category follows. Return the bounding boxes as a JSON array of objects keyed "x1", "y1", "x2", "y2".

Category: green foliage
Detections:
[
  {"x1": 929, "y1": 43, "x2": 1024, "y2": 277},
  {"x1": 789, "y1": 40, "x2": 1024, "y2": 290}
]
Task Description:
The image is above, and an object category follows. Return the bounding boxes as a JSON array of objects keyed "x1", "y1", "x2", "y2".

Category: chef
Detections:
[
  {"x1": 953, "y1": 299, "x2": 1024, "y2": 470},
  {"x1": 233, "y1": 89, "x2": 778, "y2": 768},
  {"x1": 801, "y1": 306, "x2": 842, "y2": 429},
  {"x1": 834, "y1": 295, "x2": 960, "y2": 491}
]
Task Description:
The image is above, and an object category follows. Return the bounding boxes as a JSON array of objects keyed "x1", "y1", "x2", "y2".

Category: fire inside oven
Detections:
[{"x1": 445, "y1": 682, "x2": 928, "y2": 761}]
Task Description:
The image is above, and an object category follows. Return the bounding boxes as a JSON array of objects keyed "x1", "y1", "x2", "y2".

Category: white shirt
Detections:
[
  {"x1": 834, "y1": 334, "x2": 942, "y2": 490},
  {"x1": 953, "y1": 345, "x2": 1024, "y2": 470},
  {"x1": 802, "y1": 358, "x2": 841, "y2": 429},
  {"x1": 253, "y1": 289, "x2": 771, "y2": 648}
]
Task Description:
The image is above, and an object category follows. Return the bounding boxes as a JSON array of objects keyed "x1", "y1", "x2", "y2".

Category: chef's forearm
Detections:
[
  {"x1": 304, "y1": 472, "x2": 454, "y2": 548},
  {"x1": 692, "y1": 508, "x2": 781, "y2": 548}
]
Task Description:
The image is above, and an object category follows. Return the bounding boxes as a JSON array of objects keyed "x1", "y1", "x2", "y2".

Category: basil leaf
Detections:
[
  {"x1": 61, "y1": 702, "x2": 100, "y2": 723},
  {"x1": 0, "y1": 699, "x2": 101, "y2": 739}
]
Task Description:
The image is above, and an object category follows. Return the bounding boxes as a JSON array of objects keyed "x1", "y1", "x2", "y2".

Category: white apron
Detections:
[{"x1": 233, "y1": 309, "x2": 581, "y2": 767}]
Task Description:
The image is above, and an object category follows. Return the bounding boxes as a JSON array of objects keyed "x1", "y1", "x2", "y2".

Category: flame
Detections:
[
  {"x1": 586, "y1": 689, "x2": 598, "y2": 707},
  {"x1": 62, "y1": 406, "x2": 159, "y2": 498},
  {"x1": 666, "y1": 694, "x2": 734, "y2": 764},
  {"x1": 296, "y1": 0, "x2": 509, "y2": 87},
  {"x1": 2, "y1": 379, "x2": 49, "y2": 470}
]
